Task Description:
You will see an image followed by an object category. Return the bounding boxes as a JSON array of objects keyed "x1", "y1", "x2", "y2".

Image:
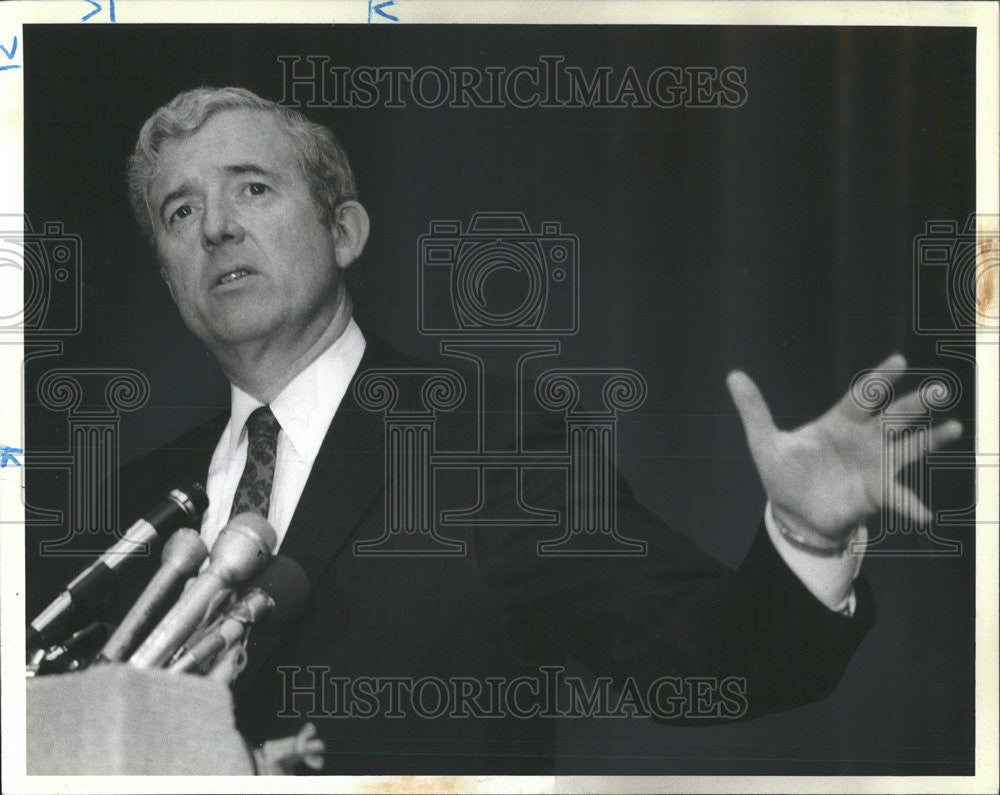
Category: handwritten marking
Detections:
[
  {"x1": 81, "y1": 0, "x2": 115, "y2": 23},
  {"x1": 368, "y1": 0, "x2": 398, "y2": 22},
  {"x1": 0, "y1": 35, "x2": 19, "y2": 71},
  {"x1": 81, "y1": 1, "x2": 101, "y2": 21},
  {"x1": 0, "y1": 445, "x2": 23, "y2": 468}
]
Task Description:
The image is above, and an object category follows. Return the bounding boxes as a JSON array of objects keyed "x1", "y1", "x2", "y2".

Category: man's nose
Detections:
[{"x1": 201, "y1": 196, "x2": 246, "y2": 250}]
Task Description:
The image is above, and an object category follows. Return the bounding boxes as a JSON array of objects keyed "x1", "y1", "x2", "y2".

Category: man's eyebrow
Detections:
[
  {"x1": 225, "y1": 163, "x2": 283, "y2": 182},
  {"x1": 157, "y1": 164, "x2": 283, "y2": 222}
]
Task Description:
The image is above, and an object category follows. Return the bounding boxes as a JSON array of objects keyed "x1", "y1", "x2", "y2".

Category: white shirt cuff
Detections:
[{"x1": 764, "y1": 502, "x2": 865, "y2": 616}]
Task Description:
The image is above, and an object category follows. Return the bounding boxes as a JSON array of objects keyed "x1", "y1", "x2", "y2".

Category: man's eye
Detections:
[
  {"x1": 246, "y1": 182, "x2": 270, "y2": 196},
  {"x1": 169, "y1": 205, "x2": 193, "y2": 224}
]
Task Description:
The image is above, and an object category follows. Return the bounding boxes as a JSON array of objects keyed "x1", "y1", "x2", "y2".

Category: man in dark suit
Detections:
[{"x1": 86, "y1": 85, "x2": 962, "y2": 772}]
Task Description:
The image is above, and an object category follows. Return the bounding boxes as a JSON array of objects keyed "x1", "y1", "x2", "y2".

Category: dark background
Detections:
[{"x1": 23, "y1": 25, "x2": 976, "y2": 774}]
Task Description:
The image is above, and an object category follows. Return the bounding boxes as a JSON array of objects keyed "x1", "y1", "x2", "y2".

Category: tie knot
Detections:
[{"x1": 246, "y1": 406, "x2": 280, "y2": 449}]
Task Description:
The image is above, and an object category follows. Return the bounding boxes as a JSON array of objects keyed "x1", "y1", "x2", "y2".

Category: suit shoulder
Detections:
[{"x1": 120, "y1": 412, "x2": 228, "y2": 508}]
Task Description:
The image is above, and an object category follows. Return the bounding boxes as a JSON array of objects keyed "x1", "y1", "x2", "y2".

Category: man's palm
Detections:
[{"x1": 727, "y1": 354, "x2": 963, "y2": 545}]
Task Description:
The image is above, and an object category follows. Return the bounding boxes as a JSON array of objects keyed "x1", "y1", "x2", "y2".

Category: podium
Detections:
[{"x1": 26, "y1": 664, "x2": 255, "y2": 775}]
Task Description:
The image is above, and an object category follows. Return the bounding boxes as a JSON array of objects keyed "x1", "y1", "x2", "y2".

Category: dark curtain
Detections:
[{"x1": 24, "y1": 24, "x2": 975, "y2": 774}]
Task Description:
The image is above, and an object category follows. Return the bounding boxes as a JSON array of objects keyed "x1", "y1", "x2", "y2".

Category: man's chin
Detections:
[{"x1": 195, "y1": 317, "x2": 279, "y2": 351}]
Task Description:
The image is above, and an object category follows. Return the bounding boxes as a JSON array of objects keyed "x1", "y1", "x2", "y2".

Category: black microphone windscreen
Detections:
[{"x1": 243, "y1": 555, "x2": 310, "y2": 630}]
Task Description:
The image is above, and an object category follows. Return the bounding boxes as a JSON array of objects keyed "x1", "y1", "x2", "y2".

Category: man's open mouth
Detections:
[{"x1": 218, "y1": 269, "x2": 253, "y2": 285}]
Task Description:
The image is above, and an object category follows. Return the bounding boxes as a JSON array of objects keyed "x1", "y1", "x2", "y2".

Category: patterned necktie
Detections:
[{"x1": 229, "y1": 406, "x2": 281, "y2": 519}]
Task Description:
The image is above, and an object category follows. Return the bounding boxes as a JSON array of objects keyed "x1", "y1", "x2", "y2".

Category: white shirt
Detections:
[
  {"x1": 201, "y1": 319, "x2": 860, "y2": 614},
  {"x1": 200, "y1": 319, "x2": 366, "y2": 553},
  {"x1": 765, "y1": 503, "x2": 862, "y2": 614}
]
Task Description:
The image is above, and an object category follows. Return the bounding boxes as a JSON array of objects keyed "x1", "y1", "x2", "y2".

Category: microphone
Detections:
[
  {"x1": 167, "y1": 555, "x2": 309, "y2": 674},
  {"x1": 96, "y1": 528, "x2": 209, "y2": 662},
  {"x1": 128, "y1": 513, "x2": 277, "y2": 669},
  {"x1": 27, "y1": 482, "x2": 209, "y2": 652}
]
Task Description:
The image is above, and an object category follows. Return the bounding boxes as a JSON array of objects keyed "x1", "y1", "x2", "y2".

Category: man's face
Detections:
[{"x1": 149, "y1": 108, "x2": 345, "y2": 355}]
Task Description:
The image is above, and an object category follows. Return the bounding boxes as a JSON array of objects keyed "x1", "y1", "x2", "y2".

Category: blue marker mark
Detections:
[
  {"x1": 0, "y1": 445, "x2": 22, "y2": 468},
  {"x1": 0, "y1": 35, "x2": 20, "y2": 71},
  {"x1": 81, "y1": 0, "x2": 115, "y2": 23},
  {"x1": 81, "y1": 1, "x2": 102, "y2": 21},
  {"x1": 368, "y1": 0, "x2": 398, "y2": 22}
]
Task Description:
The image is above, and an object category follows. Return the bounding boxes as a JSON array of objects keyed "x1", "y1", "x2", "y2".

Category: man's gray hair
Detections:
[{"x1": 127, "y1": 86, "x2": 357, "y2": 242}]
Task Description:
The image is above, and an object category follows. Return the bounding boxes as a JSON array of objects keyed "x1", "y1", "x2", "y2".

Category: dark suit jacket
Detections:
[{"x1": 53, "y1": 333, "x2": 875, "y2": 774}]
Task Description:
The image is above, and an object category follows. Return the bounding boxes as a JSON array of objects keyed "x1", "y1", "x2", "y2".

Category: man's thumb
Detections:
[{"x1": 726, "y1": 370, "x2": 777, "y2": 450}]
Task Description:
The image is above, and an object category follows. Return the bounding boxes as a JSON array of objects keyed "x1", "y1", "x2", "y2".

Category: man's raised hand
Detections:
[{"x1": 726, "y1": 354, "x2": 963, "y2": 551}]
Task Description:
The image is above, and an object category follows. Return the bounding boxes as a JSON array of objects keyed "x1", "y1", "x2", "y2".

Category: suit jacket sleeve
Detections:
[{"x1": 470, "y1": 459, "x2": 875, "y2": 723}]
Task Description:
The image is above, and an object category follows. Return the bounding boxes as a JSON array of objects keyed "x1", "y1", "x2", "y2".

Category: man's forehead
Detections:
[{"x1": 151, "y1": 108, "x2": 297, "y2": 193}]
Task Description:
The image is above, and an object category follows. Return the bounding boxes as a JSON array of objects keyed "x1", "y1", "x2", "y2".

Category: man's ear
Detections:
[{"x1": 331, "y1": 201, "x2": 370, "y2": 270}]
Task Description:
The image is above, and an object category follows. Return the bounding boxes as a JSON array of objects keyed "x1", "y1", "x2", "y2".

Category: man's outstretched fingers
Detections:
[
  {"x1": 931, "y1": 419, "x2": 964, "y2": 450},
  {"x1": 887, "y1": 483, "x2": 934, "y2": 526},
  {"x1": 872, "y1": 352, "x2": 908, "y2": 375},
  {"x1": 889, "y1": 419, "x2": 964, "y2": 469},
  {"x1": 885, "y1": 389, "x2": 928, "y2": 418},
  {"x1": 727, "y1": 370, "x2": 777, "y2": 451},
  {"x1": 834, "y1": 352, "x2": 909, "y2": 419}
]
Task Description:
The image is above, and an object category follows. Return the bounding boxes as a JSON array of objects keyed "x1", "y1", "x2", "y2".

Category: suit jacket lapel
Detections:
[{"x1": 236, "y1": 335, "x2": 390, "y2": 698}]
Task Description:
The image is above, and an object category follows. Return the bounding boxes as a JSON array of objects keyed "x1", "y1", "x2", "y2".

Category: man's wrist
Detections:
[
  {"x1": 764, "y1": 502, "x2": 864, "y2": 615},
  {"x1": 771, "y1": 507, "x2": 850, "y2": 558}
]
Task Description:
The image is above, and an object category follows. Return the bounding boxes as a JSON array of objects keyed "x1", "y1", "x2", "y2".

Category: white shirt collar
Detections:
[{"x1": 227, "y1": 318, "x2": 366, "y2": 463}]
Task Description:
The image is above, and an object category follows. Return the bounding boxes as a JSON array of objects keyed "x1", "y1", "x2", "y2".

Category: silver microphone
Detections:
[
  {"x1": 96, "y1": 528, "x2": 208, "y2": 662},
  {"x1": 168, "y1": 555, "x2": 309, "y2": 674},
  {"x1": 128, "y1": 513, "x2": 277, "y2": 669}
]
